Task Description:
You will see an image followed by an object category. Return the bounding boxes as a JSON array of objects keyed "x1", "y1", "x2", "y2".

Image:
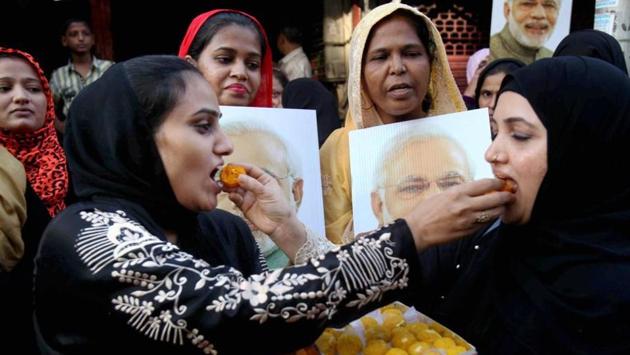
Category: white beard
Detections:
[{"x1": 508, "y1": 13, "x2": 552, "y2": 49}]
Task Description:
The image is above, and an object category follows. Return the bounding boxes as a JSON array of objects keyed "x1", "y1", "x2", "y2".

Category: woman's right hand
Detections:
[
  {"x1": 404, "y1": 178, "x2": 515, "y2": 251},
  {"x1": 223, "y1": 163, "x2": 307, "y2": 261},
  {"x1": 223, "y1": 163, "x2": 294, "y2": 235}
]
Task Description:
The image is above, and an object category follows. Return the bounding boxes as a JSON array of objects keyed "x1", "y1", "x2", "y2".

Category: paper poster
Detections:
[
  {"x1": 490, "y1": 0, "x2": 573, "y2": 58},
  {"x1": 349, "y1": 109, "x2": 494, "y2": 235},
  {"x1": 218, "y1": 106, "x2": 325, "y2": 238}
]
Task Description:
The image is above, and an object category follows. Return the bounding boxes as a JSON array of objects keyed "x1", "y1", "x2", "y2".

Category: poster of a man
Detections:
[
  {"x1": 490, "y1": 0, "x2": 572, "y2": 64},
  {"x1": 371, "y1": 133, "x2": 473, "y2": 227},
  {"x1": 349, "y1": 109, "x2": 493, "y2": 235},
  {"x1": 217, "y1": 106, "x2": 325, "y2": 269}
]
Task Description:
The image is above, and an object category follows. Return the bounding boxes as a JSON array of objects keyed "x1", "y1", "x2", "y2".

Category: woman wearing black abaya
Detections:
[
  {"x1": 33, "y1": 55, "x2": 511, "y2": 354},
  {"x1": 414, "y1": 57, "x2": 630, "y2": 354},
  {"x1": 553, "y1": 29, "x2": 628, "y2": 75}
]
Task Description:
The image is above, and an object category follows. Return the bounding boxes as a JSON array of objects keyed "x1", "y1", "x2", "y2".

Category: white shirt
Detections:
[{"x1": 279, "y1": 47, "x2": 312, "y2": 80}]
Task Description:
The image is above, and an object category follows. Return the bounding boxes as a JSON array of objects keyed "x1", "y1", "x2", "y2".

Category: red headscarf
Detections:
[
  {"x1": 0, "y1": 47, "x2": 68, "y2": 216},
  {"x1": 178, "y1": 9, "x2": 273, "y2": 108}
]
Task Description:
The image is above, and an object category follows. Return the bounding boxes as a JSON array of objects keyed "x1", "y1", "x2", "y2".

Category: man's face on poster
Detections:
[
  {"x1": 217, "y1": 130, "x2": 304, "y2": 236},
  {"x1": 505, "y1": 0, "x2": 560, "y2": 49},
  {"x1": 371, "y1": 137, "x2": 472, "y2": 226}
]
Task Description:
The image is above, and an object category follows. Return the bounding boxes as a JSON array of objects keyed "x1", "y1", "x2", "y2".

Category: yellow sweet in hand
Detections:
[{"x1": 219, "y1": 164, "x2": 246, "y2": 188}]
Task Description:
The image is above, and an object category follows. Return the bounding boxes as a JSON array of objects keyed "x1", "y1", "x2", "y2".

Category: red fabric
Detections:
[
  {"x1": 0, "y1": 47, "x2": 68, "y2": 216},
  {"x1": 178, "y1": 9, "x2": 273, "y2": 108}
]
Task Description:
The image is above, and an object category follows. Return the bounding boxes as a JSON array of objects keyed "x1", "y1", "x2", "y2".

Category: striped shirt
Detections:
[{"x1": 49, "y1": 57, "x2": 114, "y2": 117}]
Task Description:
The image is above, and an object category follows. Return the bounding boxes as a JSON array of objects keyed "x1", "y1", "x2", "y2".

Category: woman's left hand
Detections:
[{"x1": 223, "y1": 163, "x2": 294, "y2": 235}]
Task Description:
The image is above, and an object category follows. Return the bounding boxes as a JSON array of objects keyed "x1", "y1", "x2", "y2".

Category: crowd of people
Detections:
[{"x1": 1, "y1": 1, "x2": 629, "y2": 354}]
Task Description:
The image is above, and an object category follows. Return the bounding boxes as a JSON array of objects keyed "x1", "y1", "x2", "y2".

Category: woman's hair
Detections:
[
  {"x1": 272, "y1": 64, "x2": 288, "y2": 88},
  {"x1": 124, "y1": 55, "x2": 202, "y2": 132},
  {"x1": 186, "y1": 12, "x2": 265, "y2": 61},
  {"x1": 364, "y1": 9, "x2": 434, "y2": 64},
  {"x1": 474, "y1": 58, "x2": 525, "y2": 106},
  {"x1": 0, "y1": 52, "x2": 25, "y2": 61}
]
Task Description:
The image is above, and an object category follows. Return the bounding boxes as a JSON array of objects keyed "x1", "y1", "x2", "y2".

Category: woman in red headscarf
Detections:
[
  {"x1": 0, "y1": 48, "x2": 68, "y2": 217},
  {"x1": 178, "y1": 10, "x2": 330, "y2": 272},
  {"x1": 178, "y1": 9, "x2": 273, "y2": 107},
  {"x1": 0, "y1": 46, "x2": 69, "y2": 353}
]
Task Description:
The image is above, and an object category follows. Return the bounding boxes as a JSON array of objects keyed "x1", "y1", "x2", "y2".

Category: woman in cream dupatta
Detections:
[{"x1": 320, "y1": 2, "x2": 465, "y2": 244}]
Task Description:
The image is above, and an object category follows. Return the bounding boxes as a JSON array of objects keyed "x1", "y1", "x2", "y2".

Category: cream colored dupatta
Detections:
[{"x1": 320, "y1": 2, "x2": 465, "y2": 244}]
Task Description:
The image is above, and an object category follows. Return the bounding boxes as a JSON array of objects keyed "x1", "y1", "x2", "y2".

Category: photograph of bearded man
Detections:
[
  {"x1": 349, "y1": 109, "x2": 494, "y2": 236},
  {"x1": 216, "y1": 107, "x2": 326, "y2": 269},
  {"x1": 490, "y1": 0, "x2": 572, "y2": 64}
]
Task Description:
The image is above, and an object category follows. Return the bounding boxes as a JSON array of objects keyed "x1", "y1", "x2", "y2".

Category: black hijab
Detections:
[
  {"x1": 492, "y1": 57, "x2": 630, "y2": 353},
  {"x1": 554, "y1": 29, "x2": 628, "y2": 75},
  {"x1": 282, "y1": 78, "x2": 341, "y2": 147},
  {"x1": 64, "y1": 58, "x2": 197, "y2": 231}
]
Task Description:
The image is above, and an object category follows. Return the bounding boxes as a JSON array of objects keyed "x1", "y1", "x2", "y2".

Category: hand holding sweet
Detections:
[
  {"x1": 222, "y1": 163, "x2": 294, "y2": 236},
  {"x1": 404, "y1": 178, "x2": 515, "y2": 251}
]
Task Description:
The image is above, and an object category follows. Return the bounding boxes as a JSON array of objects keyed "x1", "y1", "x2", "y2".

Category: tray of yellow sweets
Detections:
[{"x1": 314, "y1": 302, "x2": 476, "y2": 355}]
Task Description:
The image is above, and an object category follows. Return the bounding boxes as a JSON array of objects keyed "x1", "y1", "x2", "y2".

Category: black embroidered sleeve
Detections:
[{"x1": 65, "y1": 209, "x2": 420, "y2": 354}]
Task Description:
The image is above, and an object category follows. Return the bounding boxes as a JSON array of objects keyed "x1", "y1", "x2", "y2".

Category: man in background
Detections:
[
  {"x1": 277, "y1": 26, "x2": 312, "y2": 80},
  {"x1": 49, "y1": 18, "x2": 114, "y2": 131}
]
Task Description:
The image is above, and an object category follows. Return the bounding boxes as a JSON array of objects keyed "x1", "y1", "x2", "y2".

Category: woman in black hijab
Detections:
[
  {"x1": 554, "y1": 29, "x2": 628, "y2": 75},
  {"x1": 33, "y1": 55, "x2": 511, "y2": 354},
  {"x1": 415, "y1": 57, "x2": 630, "y2": 354},
  {"x1": 282, "y1": 78, "x2": 341, "y2": 147}
]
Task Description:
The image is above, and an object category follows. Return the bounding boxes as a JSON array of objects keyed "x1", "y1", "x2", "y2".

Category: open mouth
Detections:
[
  {"x1": 389, "y1": 83, "x2": 412, "y2": 91},
  {"x1": 211, "y1": 167, "x2": 223, "y2": 187}
]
